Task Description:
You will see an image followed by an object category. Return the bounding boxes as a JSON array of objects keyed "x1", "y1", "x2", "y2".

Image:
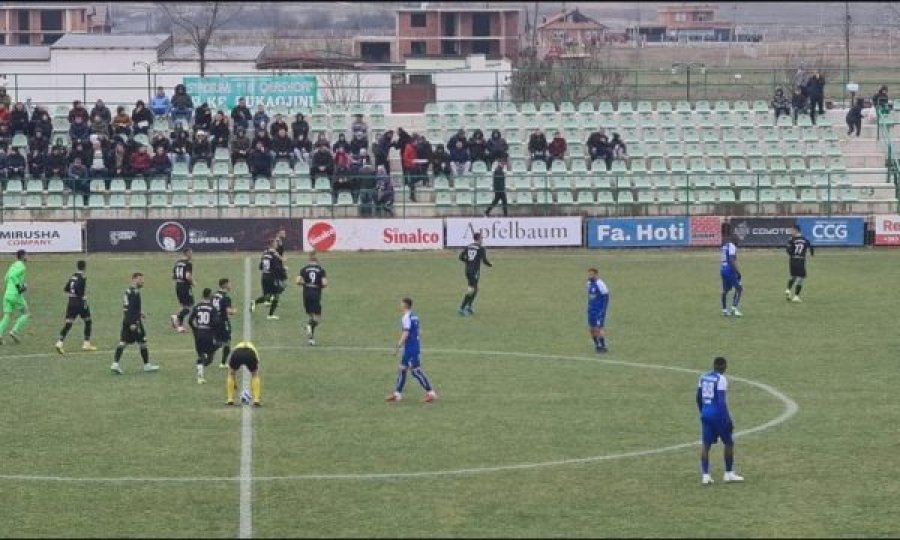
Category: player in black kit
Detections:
[
  {"x1": 296, "y1": 252, "x2": 328, "y2": 346},
  {"x1": 212, "y1": 278, "x2": 237, "y2": 368},
  {"x1": 170, "y1": 248, "x2": 194, "y2": 333},
  {"x1": 785, "y1": 224, "x2": 814, "y2": 303},
  {"x1": 252, "y1": 240, "x2": 287, "y2": 320},
  {"x1": 189, "y1": 287, "x2": 221, "y2": 384},
  {"x1": 55, "y1": 260, "x2": 97, "y2": 354},
  {"x1": 458, "y1": 232, "x2": 493, "y2": 316},
  {"x1": 111, "y1": 272, "x2": 159, "y2": 374},
  {"x1": 274, "y1": 227, "x2": 287, "y2": 258}
]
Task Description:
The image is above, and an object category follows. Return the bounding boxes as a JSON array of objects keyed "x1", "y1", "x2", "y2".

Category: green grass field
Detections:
[{"x1": 0, "y1": 248, "x2": 898, "y2": 538}]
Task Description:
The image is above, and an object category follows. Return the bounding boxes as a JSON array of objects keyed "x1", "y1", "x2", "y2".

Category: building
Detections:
[
  {"x1": 395, "y1": 6, "x2": 521, "y2": 61},
  {"x1": 537, "y1": 8, "x2": 608, "y2": 58},
  {"x1": 628, "y1": 4, "x2": 734, "y2": 43},
  {"x1": 0, "y1": 3, "x2": 110, "y2": 46}
]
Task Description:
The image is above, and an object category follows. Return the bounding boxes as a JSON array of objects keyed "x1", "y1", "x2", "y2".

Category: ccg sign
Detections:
[
  {"x1": 795, "y1": 217, "x2": 864, "y2": 246},
  {"x1": 445, "y1": 217, "x2": 582, "y2": 247},
  {"x1": 87, "y1": 219, "x2": 303, "y2": 252},
  {"x1": 728, "y1": 217, "x2": 795, "y2": 247},
  {"x1": 0, "y1": 221, "x2": 82, "y2": 253},
  {"x1": 874, "y1": 215, "x2": 900, "y2": 246},
  {"x1": 303, "y1": 219, "x2": 443, "y2": 251},
  {"x1": 587, "y1": 218, "x2": 689, "y2": 248}
]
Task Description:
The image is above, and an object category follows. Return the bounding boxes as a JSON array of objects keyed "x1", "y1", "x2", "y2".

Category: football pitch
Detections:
[{"x1": 0, "y1": 248, "x2": 897, "y2": 538}]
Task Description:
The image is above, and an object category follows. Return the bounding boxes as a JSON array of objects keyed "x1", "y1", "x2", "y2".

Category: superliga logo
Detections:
[{"x1": 156, "y1": 221, "x2": 187, "y2": 252}]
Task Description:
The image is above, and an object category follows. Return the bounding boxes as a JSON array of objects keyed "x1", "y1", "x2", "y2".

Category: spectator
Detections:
[
  {"x1": 846, "y1": 98, "x2": 864, "y2": 137},
  {"x1": 401, "y1": 135, "x2": 420, "y2": 201},
  {"x1": 150, "y1": 146, "x2": 172, "y2": 177},
  {"x1": 331, "y1": 153, "x2": 356, "y2": 204},
  {"x1": 28, "y1": 129, "x2": 49, "y2": 156},
  {"x1": 170, "y1": 126, "x2": 192, "y2": 169},
  {"x1": 447, "y1": 128, "x2": 466, "y2": 151},
  {"x1": 90, "y1": 113, "x2": 111, "y2": 139},
  {"x1": 67, "y1": 156, "x2": 90, "y2": 203},
  {"x1": 352, "y1": 147, "x2": 372, "y2": 170},
  {"x1": 356, "y1": 163, "x2": 377, "y2": 215},
  {"x1": 805, "y1": 71, "x2": 825, "y2": 116},
  {"x1": 771, "y1": 87, "x2": 791, "y2": 124},
  {"x1": 28, "y1": 148, "x2": 48, "y2": 182},
  {"x1": 272, "y1": 128, "x2": 295, "y2": 168},
  {"x1": 0, "y1": 104, "x2": 8, "y2": 128},
  {"x1": 90, "y1": 99, "x2": 112, "y2": 125},
  {"x1": 872, "y1": 85, "x2": 891, "y2": 116},
  {"x1": 191, "y1": 130, "x2": 213, "y2": 171},
  {"x1": 9, "y1": 103, "x2": 29, "y2": 135},
  {"x1": 332, "y1": 133, "x2": 350, "y2": 154},
  {"x1": 149, "y1": 87, "x2": 171, "y2": 119},
  {"x1": 251, "y1": 128, "x2": 271, "y2": 154},
  {"x1": 486, "y1": 129, "x2": 508, "y2": 166},
  {"x1": 415, "y1": 133, "x2": 433, "y2": 179},
  {"x1": 129, "y1": 145, "x2": 152, "y2": 184},
  {"x1": 351, "y1": 114, "x2": 369, "y2": 150},
  {"x1": 291, "y1": 113, "x2": 309, "y2": 141},
  {"x1": 6, "y1": 147, "x2": 26, "y2": 181},
  {"x1": 69, "y1": 116, "x2": 91, "y2": 144},
  {"x1": 0, "y1": 150, "x2": 7, "y2": 188},
  {"x1": 30, "y1": 110, "x2": 52, "y2": 139},
  {"x1": 484, "y1": 160, "x2": 508, "y2": 217},
  {"x1": 528, "y1": 128, "x2": 549, "y2": 167},
  {"x1": 0, "y1": 124, "x2": 10, "y2": 151},
  {"x1": 375, "y1": 165, "x2": 394, "y2": 217},
  {"x1": 131, "y1": 100, "x2": 154, "y2": 135},
  {"x1": 210, "y1": 111, "x2": 231, "y2": 149},
  {"x1": 594, "y1": 133, "x2": 612, "y2": 170},
  {"x1": 314, "y1": 131, "x2": 330, "y2": 150},
  {"x1": 334, "y1": 147, "x2": 352, "y2": 173},
  {"x1": 171, "y1": 84, "x2": 194, "y2": 127},
  {"x1": 586, "y1": 129, "x2": 607, "y2": 162},
  {"x1": 68, "y1": 100, "x2": 89, "y2": 124},
  {"x1": 70, "y1": 141, "x2": 92, "y2": 168},
  {"x1": 252, "y1": 105, "x2": 269, "y2": 132},
  {"x1": 248, "y1": 141, "x2": 273, "y2": 182},
  {"x1": 610, "y1": 132, "x2": 628, "y2": 162},
  {"x1": 269, "y1": 114, "x2": 288, "y2": 139},
  {"x1": 231, "y1": 128, "x2": 251, "y2": 166},
  {"x1": 112, "y1": 106, "x2": 133, "y2": 137},
  {"x1": 231, "y1": 98, "x2": 252, "y2": 131},
  {"x1": 0, "y1": 85, "x2": 11, "y2": 110},
  {"x1": 449, "y1": 138, "x2": 470, "y2": 177},
  {"x1": 45, "y1": 145, "x2": 68, "y2": 179},
  {"x1": 395, "y1": 128, "x2": 412, "y2": 156},
  {"x1": 791, "y1": 86, "x2": 814, "y2": 126},
  {"x1": 194, "y1": 103, "x2": 212, "y2": 134},
  {"x1": 548, "y1": 131, "x2": 567, "y2": 164},
  {"x1": 374, "y1": 130, "x2": 394, "y2": 174},
  {"x1": 109, "y1": 142, "x2": 129, "y2": 179},
  {"x1": 429, "y1": 144, "x2": 452, "y2": 178},
  {"x1": 88, "y1": 140, "x2": 109, "y2": 180},
  {"x1": 468, "y1": 129, "x2": 489, "y2": 167},
  {"x1": 310, "y1": 145, "x2": 334, "y2": 181},
  {"x1": 151, "y1": 130, "x2": 171, "y2": 154},
  {"x1": 294, "y1": 132, "x2": 312, "y2": 167}
]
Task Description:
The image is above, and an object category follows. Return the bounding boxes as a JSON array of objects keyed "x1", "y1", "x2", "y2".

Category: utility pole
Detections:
[
  {"x1": 844, "y1": 0, "x2": 851, "y2": 94},
  {"x1": 532, "y1": 1, "x2": 539, "y2": 49}
]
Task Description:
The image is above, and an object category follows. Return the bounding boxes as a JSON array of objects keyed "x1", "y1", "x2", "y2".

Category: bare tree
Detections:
[
  {"x1": 508, "y1": 47, "x2": 627, "y2": 107},
  {"x1": 316, "y1": 41, "x2": 373, "y2": 110},
  {"x1": 157, "y1": 2, "x2": 244, "y2": 77}
]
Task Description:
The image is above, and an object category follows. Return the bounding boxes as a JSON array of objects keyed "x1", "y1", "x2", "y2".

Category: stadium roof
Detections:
[
  {"x1": 51, "y1": 34, "x2": 172, "y2": 49},
  {"x1": 0, "y1": 46, "x2": 51, "y2": 61}
]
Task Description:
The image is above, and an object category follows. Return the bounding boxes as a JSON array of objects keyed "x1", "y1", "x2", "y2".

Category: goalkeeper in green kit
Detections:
[{"x1": 0, "y1": 249, "x2": 30, "y2": 344}]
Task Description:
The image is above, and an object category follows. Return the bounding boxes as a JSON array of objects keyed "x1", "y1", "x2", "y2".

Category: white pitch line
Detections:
[{"x1": 239, "y1": 256, "x2": 253, "y2": 539}]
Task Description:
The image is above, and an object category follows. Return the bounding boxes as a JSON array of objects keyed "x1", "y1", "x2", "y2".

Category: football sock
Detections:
[
  {"x1": 250, "y1": 374, "x2": 261, "y2": 402},
  {"x1": 177, "y1": 308, "x2": 190, "y2": 325},
  {"x1": 720, "y1": 292, "x2": 727, "y2": 310},
  {"x1": 459, "y1": 294, "x2": 470, "y2": 310},
  {"x1": 309, "y1": 319, "x2": 318, "y2": 336},
  {"x1": 254, "y1": 295, "x2": 267, "y2": 305},
  {"x1": 226, "y1": 372, "x2": 237, "y2": 402},
  {"x1": 59, "y1": 321, "x2": 73, "y2": 341},
  {"x1": 787, "y1": 278, "x2": 795, "y2": 289},
  {"x1": 411, "y1": 368, "x2": 433, "y2": 391},
  {"x1": 701, "y1": 457, "x2": 710, "y2": 474},
  {"x1": 732, "y1": 288, "x2": 742, "y2": 308},
  {"x1": 468, "y1": 289, "x2": 478, "y2": 307},
  {"x1": 0, "y1": 314, "x2": 10, "y2": 335},
  {"x1": 139, "y1": 345, "x2": 150, "y2": 364},
  {"x1": 592, "y1": 335, "x2": 601, "y2": 347},
  {"x1": 114, "y1": 344, "x2": 125, "y2": 362},
  {"x1": 394, "y1": 369, "x2": 407, "y2": 393},
  {"x1": 83, "y1": 319, "x2": 92, "y2": 340},
  {"x1": 268, "y1": 297, "x2": 279, "y2": 316},
  {"x1": 725, "y1": 454, "x2": 734, "y2": 473},
  {"x1": 12, "y1": 313, "x2": 28, "y2": 334},
  {"x1": 221, "y1": 344, "x2": 230, "y2": 365},
  {"x1": 597, "y1": 336, "x2": 606, "y2": 348},
  {"x1": 196, "y1": 363, "x2": 204, "y2": 378},
  {"x1": 794, "y1": 284, "x2": 802, "y2": 296}
]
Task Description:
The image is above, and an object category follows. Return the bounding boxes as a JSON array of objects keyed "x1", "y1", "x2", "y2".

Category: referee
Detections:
[
  {"x1": 785, "y1": 223, "x2": 814, "y2": 303},
  {"x1": 226, "y1": 341, "x2": 261, "y2": 407}
]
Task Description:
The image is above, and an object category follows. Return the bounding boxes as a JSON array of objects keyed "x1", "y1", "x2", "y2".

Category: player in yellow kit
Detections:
[{"x1": 226, "y1": 341, "x2": 261, "y2": 407}]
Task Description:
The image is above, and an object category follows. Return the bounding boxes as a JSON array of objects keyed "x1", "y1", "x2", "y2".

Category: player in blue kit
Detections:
[
  {"x1": 697, "y1": 356, "x2": 744, "y2": 485},
  {"x1": 720, "y1": 235, "x2": 743, "y2": 317},
  {"x1": 586, "y1": 268, "x2": 609, "y2": 353},
  {"x1": 386, "y1": 297, "x2": 437, "y2": 404}
]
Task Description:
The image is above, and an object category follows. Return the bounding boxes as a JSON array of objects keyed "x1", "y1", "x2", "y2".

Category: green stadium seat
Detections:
[
  {"x1": 778, "y1": 188, "x2": 798, "y2": 203},
  {"x1": 47, "y1": 194, "x2": 64, "y2": 208},
  {"x1": 434, "y1": 191, "x2": 452, "y2": 207},
  {"x1": 617, "y1": 102, "x2": 634, "y2": 114},
  {"x1": 696, "y1": 189, "x2": 716, "y2": 204},
  {"x1": 11, "y1": 134, "x2": 27, "y2": 149},
  {"x1": 190, "y1": 192, "x2": 211, "y2": 207},
  {"x1": 828, "y1": 157, "x2": 846, "y2": 172},
  {"x1": 108, "y1": 193, "x2": 126, "y2": 208},
  {"x1": 733, "y1": 100, "x2": 750, "y2": 113},
  {"x1": 839, "y1": 187, "x2": 858, "y2": 202},
  {"x1": 313, "y1": 192, "x2": 332, "y2": 206},
  {"x1": 719, "y1": 189, "x2": 737, "y2": 203},
  {"x1": 577, "y1": 102, "x2": 595, "y2": 114},
  {"x1": 150, "y1": 193, "x2": 168, "y2": 208},
  {"x1": 171, "y1": 192, "x2": 188, "y2": 208},
  {"x1": 739, "y1": 189, "x2": 756, "y2": 203},
  {"x1": 759, "y1": 189, "x2": 777, "y2": 203},
  {"x1": 129, "y1": 193, "x2": 146, "y2": 208},
  {"x1": 769, "y1": 158, "x2": 787, "y2": 173},
  {"x1": 47, "y1": 179, "x2": 65, "y2": 193},
  {"x1": 637, "y1": 101, "x2": 653, "y2": 114},
  {"x1": 477, "y1": 191, "x2": 495, "y2": 206},
  {"x1": 714, "y1": 100, "x2": 730, "y2": 111},
  {"x1": 788, "y1": 157, "x2": 806, "y2": 171},
  {"x1": 293, "y1": 192, "x2": 312, "y2": 206},
  {"x1": 800, "y1": 188, "x2": 818, "y2": 203},
  {"x1": 773, "y1": 173, "x2": 793, "y2": 188},
  {"x1": 230, "y1": 192, "x2": 248, "y2": 207},
  {"x1": 752, "y1": 100, "x2": 769, "y2": 113},
  {"x1": 89, "y1": 179, "x2": 106, "y2": 193}
]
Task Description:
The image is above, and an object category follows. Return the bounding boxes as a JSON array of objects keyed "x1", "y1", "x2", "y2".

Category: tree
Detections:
[
  {"x1": 157, "y1": 2, "x2": 244, "y2": 77},
  {"x1": 508, "y1": 48, "x2": 628, "y2": 107}
]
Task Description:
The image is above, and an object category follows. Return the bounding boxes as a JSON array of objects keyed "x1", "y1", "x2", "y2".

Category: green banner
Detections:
[{"x1": 183, "y1": 75, "x2": 318, "y2": 109}]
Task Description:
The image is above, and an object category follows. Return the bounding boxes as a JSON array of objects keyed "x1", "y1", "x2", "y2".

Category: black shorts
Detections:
[
  {"x1": 466, "y1": 270, "x2": 480, "y2": 288},
  {"x1": 228, "y1": 347, "x2": 259, "y2": 372},
  {"x1": 176, "y1": 283, "x2": 194, "y2": 306},
  {"x1": 216, "y1": 320, "x2": 232, "y2": 343},
  {"x1": 789, "y1": 259, "x2": 807, "y2": 278},
  {"x1": 303, "y1": 289, "x2": 322, "y2": 315},
  {"x1": 261, "y1": 276, "x2": 284, "y2": 296},
  {"x1": 194, "y1": 332, "x2": 219, "y2": 357},
  {"x1": 65, "y1": 298, "x2": 90, "y2": 320},
  {"x1": 120, "y1": 321, "x2": 147, "y2": 344}
]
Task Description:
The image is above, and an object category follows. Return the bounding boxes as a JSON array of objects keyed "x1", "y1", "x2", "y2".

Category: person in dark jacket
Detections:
[
  {"x1": 28, "y1": 148, "x2": 48, "y2": 182},
  {"x1": 68, "y1": 100, "x2": 89, "y2": 125},
  {"x1": 292, "y1": 113, "x2": 309, "y2": 141},
  {"x1": 131, "y1": 100, "x2": 154, "y2": 135},
  {"x1": 90, "y1": 99, "x2": 112, "y2": 124},
  {"x1": 5, "y1": 148, "x2": 26, "y2": 180},
  {"x1": 872, "y1": 85, "x2": 891, "y2": 116},
  {"x1": 28, "y1": 129, "x2": 49, "y2": 157},
  {"x1": 314, "y1": 131, "x2": 330, "y2": 150},
  {"x1": 171, "y1": 83, "x2": 194, "y2": 127},
  {"x1": 0, "y1": 123, "x2": 10, "y2": 151},
  {"x1": 170, "y1": 126, "x2": 193, "y2": 169},
  {"x1": 67, "y1": 156, "x2": 91, "y2": 204},
  {"x1": 415, "y1": 134, "x2": 433, "y2": 181},
  {"x1": 846, "y1": 98, "x2": 864, "y2": 137},
  {"x1": 395, "y1": 128, "x2": 412, "y2": 155},
  {"x1": 251, "y1": 128, "x2": 271, "y2": 152},
  {"x1": 447, "y1": 128, "x2": 466, "y2": 152},
  {"x1": 30, "y1": 110, "x2": 52, "y2": 139},
  {"x1": 468, "y1": 129, "x2": 488, "y2": 167},
  {"x1": 791, "y1": 86, "x2": 815, "y2": 125},
  {"x1": 771, "y1": 87, "x2": 791, "y2": 124},
  {"x1": 190, "y1": 131, "x2": 213, "y2": 171},
  {"x1": 150, "y1": 146, "x2": 172, "y2": 177},
  {"x1": 230, "y1": 128, "x2": 251, "y2": 166},
  {"x1": 486, "y1": 129, "x2": 508, "y2": 166},
  {"x1": 210, "y1": 111, "x2": 231, "y2": 149},
  {"x1": 484, "y1": 160, "x2": 508, "y2": 217},
  {"x1": 610, "y1": 132, "x2": 627, "y2": 162},
  {"x1": 248, "y1": 141, "x2": 273, "y2": 182},
  {"x1": 231, "y1": 98, "x2": 252, "y2": 131},
  {"x1": 430, "y1": 144, "x2": 452, "y2": 178},
  {"x1": 311, "y1": 145, "x2": 334, "y2": 181},
  {"x1": 269, "y1": 114, "x2": 288, "y2": 140},
  {"x1": 528, "y1": 128, "x2": 549, "y2": 167},
  {"x1": 69, "y1": 116, "x2": 91, "y2": 144},
  {"x1": 374, "y1": 130, "x2": 394, "y2": 174},
  {"x1": 375, "y1": 165, "x2": 394, "y2": 217},
  {"x1": 252, "y1": 105, "x2": 269, "y2": 132},
  {"x1": 193, "y1": 103, "x2": 212, "y2": 134},
  {"x1": 332, "y1": 133, "x2": 350, "y2": 154},
  {"x1": 45, "y1": 145, "x2": 68, "y2": 179},
  {"x1": 449, "y1": 139, "x2": 470, "y2": 177},
  {"x1": 151, "y1": 130, "x2": 171, "y2": 154},
  {"x1": 804, "y1": 71, "x2": 825, "y2": 115},
  {"x1": 9, "y1": 103, "x2": 29, "y2": 135},
  {"x1": 548, "y1": 131, "x2": 567, "y2": 164},
  {"x1": 294, "y1": 132, "x2": 312, "y2": 167},
  {"x1": 272, "y1": 128, "x2": 295, "y2": 168}
]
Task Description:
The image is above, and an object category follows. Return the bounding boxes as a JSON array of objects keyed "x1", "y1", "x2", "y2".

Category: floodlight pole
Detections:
[{"x1": 133, "y1": 61, "x2": 160, "y2": 102}]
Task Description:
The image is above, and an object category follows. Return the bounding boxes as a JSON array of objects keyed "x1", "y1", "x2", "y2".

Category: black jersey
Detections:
[
  {"x1": 459, "y1": 242, "x2": 492, "y2": 274},
  {"x1": 299, "y1": 263, "x2": 326, "y2": 289},
  {"x1": 173, "y1": 259, "x2": 193, "y2": 285},
  {"x1": 211, "y1": 290, "x2": 233, "y2": 321},
  {"x1": 259, "y1": 249, "x2": 287, "y2": 281},
  {"x1": 122, "y1": 286, "x2": 142, "y2": 325},
  {"x1": 189, "y1": 301, "x2": 220, "y2": 334},
  {"x1": 64, "y1": 271, "x2": 86, "y2": 299},
  {"x1": 275, "y1": 237, "x2": 285, "y2": 258},
  {"x1": 787, "y1": 235, "x2": 814, "y2": 260}
]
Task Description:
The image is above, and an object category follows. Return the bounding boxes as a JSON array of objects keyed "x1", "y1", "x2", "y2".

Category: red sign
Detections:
[
  {"x1": 874, "y1": 215, "x2": 900, "y2": 245},
  {"x1": 690, "y1": 216, "x2": 723, "y2": 246},
  {"x1": 307, "y1": 222, "x2": 337, "y2": 252}
]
